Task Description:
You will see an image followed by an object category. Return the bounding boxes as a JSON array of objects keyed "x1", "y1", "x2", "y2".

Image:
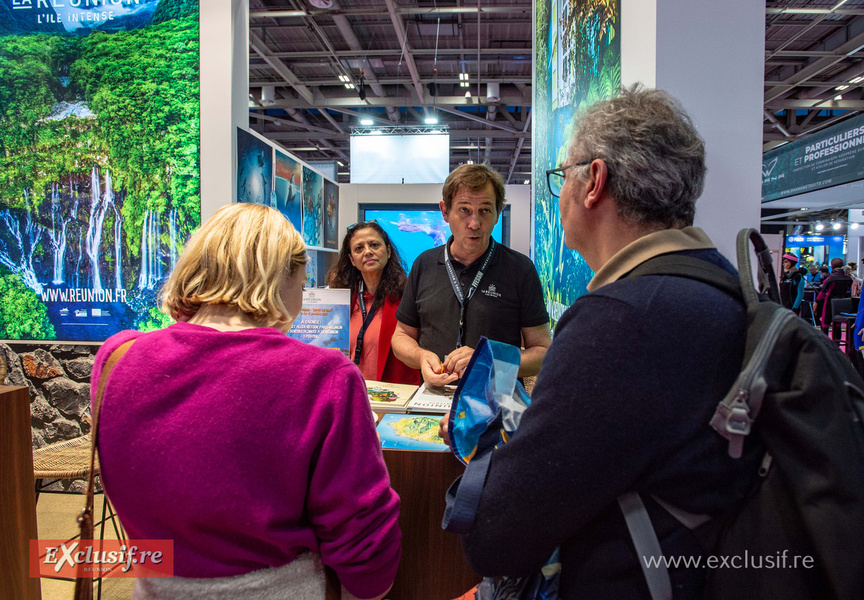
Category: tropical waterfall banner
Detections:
[
  {"x1": 532, "y1": 0, "x2": 619, "y2": 328},
  {"x1": 0, "y1": 0, "x2": 200, "y2": 341}
]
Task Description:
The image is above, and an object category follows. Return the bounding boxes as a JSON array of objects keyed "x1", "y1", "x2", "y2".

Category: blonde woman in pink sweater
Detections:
[{"x1": 92, "y1": 203, "x2": 400, "y2": 600}]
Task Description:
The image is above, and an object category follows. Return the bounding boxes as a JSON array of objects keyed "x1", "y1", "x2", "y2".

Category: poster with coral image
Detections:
[
  {"x1": 532, "y1": 0, "x2": 619, "y2": 328},
  {"x1": 322, "y1": 178, "x2": 338, "y2": 249},
  {"x1": 274, "y1": 148, "x2": 303, "y2": 233},
  {"x1": 302, "y1": 165, "x2": 323, "y2": 247},
  {"x1": 0, "y1": 0, "x2": 200, "y2": 342}
]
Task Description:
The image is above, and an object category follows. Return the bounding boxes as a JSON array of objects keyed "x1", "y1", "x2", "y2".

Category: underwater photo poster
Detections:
[
  {"x1": 237, "y1": 127, "x2": 274, "y2": 206},
  {"x1": 533, "y1": 0, "x2": 620, "y2": 328},
  {"x1": 322, "y1": 178, "x2": 338, "y2": 250},
  {"x1": 301, "y1": 166, "x2": 323, "y2": 247},
  {"x1": 274, "y1": 148, "x2": 303, "y2": 233},
  {"x1": 0, "y1": 0, "x2": 200, "y2": 341}
]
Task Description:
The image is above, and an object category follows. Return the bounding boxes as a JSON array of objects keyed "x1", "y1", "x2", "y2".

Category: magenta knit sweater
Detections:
[{"x1": 92, "y1": 322, "x2": 401, "y2": 598}]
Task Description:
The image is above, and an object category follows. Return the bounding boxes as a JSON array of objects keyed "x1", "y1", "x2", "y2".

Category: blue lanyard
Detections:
[
  {"x1": 353, "y1": 280, "x2": 378, "y2": 365},
  {"x1": 444, "y1": 237, "x2": 497, "y2": 347}
]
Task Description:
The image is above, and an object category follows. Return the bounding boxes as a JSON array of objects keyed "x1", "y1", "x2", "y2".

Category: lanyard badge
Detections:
[
  {"x1": 353, "y1": 280, "x2": 378, "y2": 365},
  {"x1": 444, "y1": 237, "x2": 497, "y2": 348}
]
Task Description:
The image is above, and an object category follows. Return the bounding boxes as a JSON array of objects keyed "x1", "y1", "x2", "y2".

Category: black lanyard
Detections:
[
  {"x1": 353, "y1": 280, "x2": 378, "y2": 365},
  {"x1": 444, "y1": 237, "x2": 497, "y2": 347}
]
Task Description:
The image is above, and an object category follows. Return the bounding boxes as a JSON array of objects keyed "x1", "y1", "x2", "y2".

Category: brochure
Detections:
[
  {"x1": 406, "y1": 382, "x2": 457, "y2": 414},
  {"x1": 377, "y1": 413, "x2": 449, "y2": 451},
  {"x1": 287, "y1": 288, "x2": 350, "y2": 356},
  {"x1": 365, "y1": 380, "x2": 419, "y2": 413}
]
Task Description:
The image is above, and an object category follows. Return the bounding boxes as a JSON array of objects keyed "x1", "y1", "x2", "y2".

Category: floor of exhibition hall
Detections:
[{"x1": 36, "y1": 492, "x2": 134, "y2": 600}]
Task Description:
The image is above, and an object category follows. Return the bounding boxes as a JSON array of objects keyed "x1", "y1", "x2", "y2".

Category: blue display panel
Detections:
[{"x1": 359, "y1": 204, "x2": 510, "y2": 273}]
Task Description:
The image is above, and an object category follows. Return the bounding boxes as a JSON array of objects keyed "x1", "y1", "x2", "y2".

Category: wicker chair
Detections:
[{"x1": 32, "y1": 434, "x2": 123, "y2": 598}]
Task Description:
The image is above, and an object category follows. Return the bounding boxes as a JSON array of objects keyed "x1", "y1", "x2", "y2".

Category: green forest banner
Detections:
[
  {"x1": 0, "y1": 0, "x2": 199, "y2": 341},
  {"x1": 533, "y1": 0, "x2": 619, "y2": 328}
]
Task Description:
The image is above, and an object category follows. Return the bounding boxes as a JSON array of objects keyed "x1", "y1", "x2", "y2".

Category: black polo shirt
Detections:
[{"x1": 396, "y1": 240, "x2": 549, "y2": 361}]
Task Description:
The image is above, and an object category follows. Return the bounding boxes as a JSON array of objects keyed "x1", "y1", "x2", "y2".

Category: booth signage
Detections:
[
  {"x1": 786, "y1": 235, "x2": 844, "y2": 244},
  {"x1": 762, "y1": 112, "x2": 864, "y2": 202}
]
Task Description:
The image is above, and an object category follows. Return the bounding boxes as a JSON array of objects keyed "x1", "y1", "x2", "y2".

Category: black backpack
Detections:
[{"x1": 624, "y1": 229, "x2": 864, "y2": 600}]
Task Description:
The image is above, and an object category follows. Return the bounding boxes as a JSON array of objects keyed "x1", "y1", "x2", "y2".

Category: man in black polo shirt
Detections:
[{"x1": 392, "y1": 164, "x2": 551, "y2": 385}]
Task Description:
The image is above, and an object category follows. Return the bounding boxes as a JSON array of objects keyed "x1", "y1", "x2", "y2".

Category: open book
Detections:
[
  {"x1": 405, "y1": 382, "x2": 457, "y2": 414},
  {"x1": 365, "y1": 380, "x2": 420, "y2": 414}
]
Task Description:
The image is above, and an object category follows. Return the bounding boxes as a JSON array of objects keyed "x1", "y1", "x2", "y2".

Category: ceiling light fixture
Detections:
[
  {"x1": 360, "y1": 118, "x2": 373, "y2": 125},
  {"x1": 852, "y1": 222, "x2": 860, "y2": 230},
  {"x1": 815, "y1": 222, "x2": 825, "y2": 231},
  {"x1": 851, "y1": 76, "x2": 864, "y2": 84},
  {"x1": 836, "y1": 85, "x2": 850, "y2": 91},
  {"x1": 309, "y1": 0, "x2": 334, "y2": 8},
  {"x1": 835, "y1": 94, "x2": 843, "y2": 101},
  {"x1": 833, "y1": 222, "x2": 843, "y2": 230}
]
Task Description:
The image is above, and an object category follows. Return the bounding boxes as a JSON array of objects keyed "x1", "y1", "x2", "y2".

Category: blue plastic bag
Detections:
[{"x1": 442, "y1": 337, "x2": 560, "y2": 600}]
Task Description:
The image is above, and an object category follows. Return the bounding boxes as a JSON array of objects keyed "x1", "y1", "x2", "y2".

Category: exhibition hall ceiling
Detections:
[
  {"x1": 247, "y1": 1, "x2": 864, "y2": 183},
  {"x1": 765, "y1": 0, "x2": 864, "y2": 152}
]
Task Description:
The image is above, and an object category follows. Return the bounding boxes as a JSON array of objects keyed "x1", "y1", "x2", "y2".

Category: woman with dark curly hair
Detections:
[{"x1": 328, "y1": 221, "x2": 421, "y2": 385}]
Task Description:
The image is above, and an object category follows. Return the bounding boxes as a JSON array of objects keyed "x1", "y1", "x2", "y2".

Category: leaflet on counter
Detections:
[{"x1": 405, "y1": 382, "x2": 457, "y2": 414}]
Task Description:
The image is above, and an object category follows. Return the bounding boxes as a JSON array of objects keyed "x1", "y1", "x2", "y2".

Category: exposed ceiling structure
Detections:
[
  {"x1": 765, "y1": 0, "x2": 864, "y2": 153},
  {"x1": 247, "y1": 0, "x2": 532, "y2": 184},
  {"x1": 247, "y1": 1, "x2": 864, "y2": 189}
]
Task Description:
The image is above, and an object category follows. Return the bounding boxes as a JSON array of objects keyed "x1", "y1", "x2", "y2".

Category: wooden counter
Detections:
[
  {"x1": 382, "y1": 447, "x2": 481, "y2": 600},
  {"x1": 0, "y1": 385, "x2": 41, "y2": 600}
]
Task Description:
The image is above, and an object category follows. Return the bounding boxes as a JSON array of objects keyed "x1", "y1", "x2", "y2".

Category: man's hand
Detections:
[
  {"x1": 420, "y1": 350, "x2": 459, "y2": 386},
  {"x1": 438, "y1": 410, "x2": 452, "y2": 448},
  {"x1": 443, "y1": 346, "x2": 475, "y2": 378}
]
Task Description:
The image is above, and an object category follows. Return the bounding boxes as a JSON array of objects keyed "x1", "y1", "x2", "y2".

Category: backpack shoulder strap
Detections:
[{"x1": 627, "y1": 254, "x2": 743, "y2": 302}]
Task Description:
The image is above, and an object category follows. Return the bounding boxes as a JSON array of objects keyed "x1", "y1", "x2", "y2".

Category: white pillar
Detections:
[
  {"x1": 200, "y1": 0, "x2": 249, "y2": 223},
  {"x1": 621, "y1": 0, "x2": 765, "y2": 262}
]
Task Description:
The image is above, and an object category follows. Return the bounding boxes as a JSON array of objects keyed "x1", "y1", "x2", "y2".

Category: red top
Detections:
[{"x1": 350, "y1": 292, "x2": 422, "y2": 385}]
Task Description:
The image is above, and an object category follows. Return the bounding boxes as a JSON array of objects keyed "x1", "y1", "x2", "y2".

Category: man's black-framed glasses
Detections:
[{"x1": 546, "y1": 161, "x2": 592, "y2": 198}]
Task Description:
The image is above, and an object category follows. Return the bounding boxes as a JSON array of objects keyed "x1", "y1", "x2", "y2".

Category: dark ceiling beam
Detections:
[
  {"x1": 766, "y1": 8, "x2": 864, "y2": 16},
  {"x1": 433, "y1": 105, "x2": 521, "y2": 133},
  {"x1": 506, "y1": 111, "x2": 532, "y2": 184},
  {"x1": 260, "y1": 95, "x2": 528, "y2": 109},
  {"x1": 384, "y1": 0, "x2": 427, "y2": 107},
  {"x1": 258, "y1": 129, "x2": 531, "y2": 141},
  {"x1": 250, "y1": 6, "x2": 533, "y2": 19},
  {"x1": 248, "y1": 31, "x2": 315, "y2": 104},
  {"x1": 764, "y1": 29, "x2": 864, "y2": 103},
  {"x1": 766, "y1": 98, "x2": 864, "y2": 109},
  {"x1": 764, "y1": 80, "x2": 864, "y2": 86},
  {"x1": 262, "y1": 47, "x2": 532, "y2": 60},
  {"x1": 250, "y1": 77, "x2": 533, "y2": 87},
  {"x1": 764, "y1": 109, "x2": 792, "y2": 137},
  {"x1": 765, "y1": 49, "x2": 864, "y2": 58},
  {"x1": 249, "y1": 111, "x2": 338, "y2": 135}
]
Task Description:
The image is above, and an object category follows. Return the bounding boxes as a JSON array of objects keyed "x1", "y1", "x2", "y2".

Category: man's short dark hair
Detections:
[
  {"x1": 442, "y1": 163, "x2": 506, "y2": 214},
  {"x1": 567, "y1": 84, "x2": 706, "y2": 229},
  {"x1": 831, "y1": 257, "x2": 845, "y2": 269}
]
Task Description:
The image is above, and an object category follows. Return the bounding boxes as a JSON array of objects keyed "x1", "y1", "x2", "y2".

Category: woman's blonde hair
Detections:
[{"x1": 161, "y1": 203, "x2": 307, "y2": 327}]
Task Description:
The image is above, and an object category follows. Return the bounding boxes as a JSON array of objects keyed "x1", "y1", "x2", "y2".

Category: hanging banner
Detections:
[
  {"x1": 762, "y1": 112, "x2": 864, "y2": 203},
  {"x1": 532, "y1": 0, "x2": 620, "y2": 329},
  {"x1": 0, "y1": 0, "x2": 200, "y2": 342}
]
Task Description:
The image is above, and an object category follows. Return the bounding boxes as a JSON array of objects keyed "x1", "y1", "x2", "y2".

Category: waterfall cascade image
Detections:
[{"x1": 0, "y1": 0, "x2": 200, "y2": 341}]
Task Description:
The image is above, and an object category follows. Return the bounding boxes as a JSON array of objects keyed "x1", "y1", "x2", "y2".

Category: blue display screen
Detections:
[{"x1": 360, "y1": 204, "x2": 510, "y2": 272}]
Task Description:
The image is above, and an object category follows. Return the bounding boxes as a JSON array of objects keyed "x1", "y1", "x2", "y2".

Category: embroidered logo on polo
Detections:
[{"x1": 482, "y1": 284, "x2": 502, "y2": 298}]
